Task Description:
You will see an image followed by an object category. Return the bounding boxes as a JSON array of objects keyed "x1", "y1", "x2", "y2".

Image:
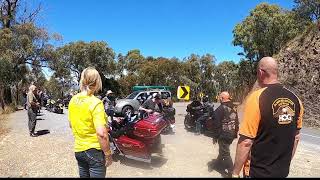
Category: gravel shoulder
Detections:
[{"x1": 0, "y1": 103, "x2": 319, "y2": 177}]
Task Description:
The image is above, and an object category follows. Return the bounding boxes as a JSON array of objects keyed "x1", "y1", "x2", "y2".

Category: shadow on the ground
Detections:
[
  {"x1": 115, "y1": 155, "x2": 168, "y2": 170},
  {"x1": 16, "y1": 107, "x2": 25, "y2": 111},
  {"x1": 207, "y1": 159, "x2": 230, "y2": 178},
  {"x1": 36, "y1": 129, "x2": 50, "y2": 136},
  {"x1": 161, "y1": 129, "x2": 175, "y2": 136}
]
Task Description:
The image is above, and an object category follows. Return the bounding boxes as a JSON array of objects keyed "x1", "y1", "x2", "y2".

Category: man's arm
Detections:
[
  {"x1": 292, "y1": 130, "x2": 300, "y2": 159},
  {"x1": 139, "y1": 100, "x2": 153, "y2": 113},
  {"x1": 213, "y1": 105, "x2": 224, "y2": 121},
  {"x1": 138, "y1": 106, "x2": 152, "y2": 113},
  {"x1": 212, "y1": 105, "x2": 224, "y2": 138},
  {"x1": 233, "y1": 136, "x2": 253, "y2": 176},
  {"x1": 292, "y1": 98, "x2": 303, "y2": 159},
  {"x1": 232, "y1": 89, "x2": 263, "y2": 177}
]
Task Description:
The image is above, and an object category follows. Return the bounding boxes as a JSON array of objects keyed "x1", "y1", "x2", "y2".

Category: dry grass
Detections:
[
  {"x1": 0, "y1": 105, "x2": 15, "y2": 140},
  {"x1": 0, "y1": 114, "x2": 10, "y2": 140},
  {"x1": 0, "y1": 105, "x2": 16, "y2": 115}
]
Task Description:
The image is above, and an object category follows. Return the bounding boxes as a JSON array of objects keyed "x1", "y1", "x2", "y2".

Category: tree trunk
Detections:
[
  {"x1": 16, "y1": 82, "x2": 20, "y2": 106},
  {"x1": 0, "y1": 85, "x2": 5, "y2": 110},
  {"x1": 10, "y1": 85, "x2": 17, "y2": 107}
]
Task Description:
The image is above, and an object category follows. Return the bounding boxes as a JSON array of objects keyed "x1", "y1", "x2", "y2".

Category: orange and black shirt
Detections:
[{"x1": 240, "y1": 83, "x2": 304, "y2": 178}]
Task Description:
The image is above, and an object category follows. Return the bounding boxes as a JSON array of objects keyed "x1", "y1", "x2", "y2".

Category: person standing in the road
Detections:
[
  {"x1": 102, "y1": 90, "x2": 116, "y2": 122},
  {"x1": 22, "y1": 89, "x2": 28, "y2": 110},
  {"x1": 27, "y1": 85, "x2": 40, "y2": 137},
  {"x1": 68, "y1": 67, "x2": 112, "y2": 178},
  {"x1": 232, "y1": 57, "x2": 304, "y2": 178},
  {"x1": 210, "y1": 91, "x2": 239, "y2": 176}
]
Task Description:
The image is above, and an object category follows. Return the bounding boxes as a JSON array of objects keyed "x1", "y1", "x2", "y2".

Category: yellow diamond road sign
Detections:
[
  {"x1": 177, "y1": 86, "x2": 190, "y2": 100},
  {"x1": 199, "y1": 92, "x2": 204, "y2": 98}
]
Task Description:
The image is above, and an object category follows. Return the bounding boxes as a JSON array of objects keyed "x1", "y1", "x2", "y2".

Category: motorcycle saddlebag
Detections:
[
  {"x1": 114, "y1": 135, "x2": 150, "y2": 160},
  {"x1": 133, "y1": 114, "x2": 166, "y2": 138}
]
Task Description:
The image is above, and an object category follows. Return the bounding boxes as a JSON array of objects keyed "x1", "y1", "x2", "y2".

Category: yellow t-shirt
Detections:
[{"x1": 68, "y1": 92, "x2": 108, "y2": 152}]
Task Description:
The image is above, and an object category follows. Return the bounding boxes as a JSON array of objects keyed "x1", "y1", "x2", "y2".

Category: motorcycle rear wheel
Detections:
[{"x1": 184, "y1": 116, "x2": 193, "y2": 131}]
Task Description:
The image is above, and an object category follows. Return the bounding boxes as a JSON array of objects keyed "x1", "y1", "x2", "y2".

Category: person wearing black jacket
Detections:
[
  {"x1": 195, "y1": 96, "x2": 213, "y2": 135},
  {"x1": 211, "y1": 91, "x2": 239, "y2": 177}
]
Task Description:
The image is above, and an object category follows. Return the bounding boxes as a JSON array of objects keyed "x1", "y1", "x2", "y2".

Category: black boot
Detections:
[{"x1": 30, "y1": 132, "x2": 38, "y2": 137}]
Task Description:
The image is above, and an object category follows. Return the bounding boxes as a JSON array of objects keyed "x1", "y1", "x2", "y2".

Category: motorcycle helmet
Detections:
[
  {"x1": 153, "y1": 93, "x2": 161, "y2": 100},
  {"x1": 191, "y1": 96, "x2": 199, "y2": 102},
  {"x1": 162, "y1": 93, "x2": 168, "y2": 99},
  {"x1": 203, "y1": 96, "x2": 209, "y2": 103}
]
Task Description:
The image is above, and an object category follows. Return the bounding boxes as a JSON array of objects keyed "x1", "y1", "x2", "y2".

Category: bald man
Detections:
[
  {"x1": 232, "y1": 57, "x2": 304, "y2": 178},
  {"x1": 209, "y1": 91, "x2": 239, "y2": 177}
]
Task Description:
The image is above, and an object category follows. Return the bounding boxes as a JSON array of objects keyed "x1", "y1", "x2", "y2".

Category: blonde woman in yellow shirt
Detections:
[{"x1": 68, "y1": 67, "x2": 112, "y2": 178}]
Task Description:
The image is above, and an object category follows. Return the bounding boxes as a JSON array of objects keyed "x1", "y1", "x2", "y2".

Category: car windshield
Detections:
[{"x1": 126, "y1": 91, "x2": 140, "y2": 99}]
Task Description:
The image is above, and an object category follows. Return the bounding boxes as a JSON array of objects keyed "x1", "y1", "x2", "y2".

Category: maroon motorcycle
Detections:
[{"x1": 108, "y1": 112, "x2": 167, "y2": 163}]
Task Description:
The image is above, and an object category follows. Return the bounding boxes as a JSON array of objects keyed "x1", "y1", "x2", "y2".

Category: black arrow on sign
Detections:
[{"x1": 180, "y1": 86, "x2": 188, "y2": 98}]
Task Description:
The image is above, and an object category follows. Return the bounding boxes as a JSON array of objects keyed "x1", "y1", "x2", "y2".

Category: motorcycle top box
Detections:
[{"x1": 133, "y1": 113, "x2": 167, "y2": 138}]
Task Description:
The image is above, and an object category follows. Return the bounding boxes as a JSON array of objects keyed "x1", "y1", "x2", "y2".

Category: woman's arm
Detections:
[{"x1": 96, "y1": 126, "x2": 112, "y2": 167}]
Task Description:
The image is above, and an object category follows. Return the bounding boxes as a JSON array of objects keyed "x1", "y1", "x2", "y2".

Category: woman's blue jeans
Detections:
[{"x1": 75, "y1": 148, "x2": 106, "y2": 178}]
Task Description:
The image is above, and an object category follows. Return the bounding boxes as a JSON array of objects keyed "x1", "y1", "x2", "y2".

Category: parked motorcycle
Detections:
[
  {"x1": 184, "y1": 102, "x2": 215, "y2": 137},
  {"x1": 46, "y1": 99, "x2": 64, "y2": 114},
  {"x1": 54, "y1": 99, "x2": 64, "y2": 114},
  {"x1": 108, "y1": 112, "x2": 166, "y2": 163},
  {"x1": 45, "y1": 99, "x2": 55, "y2": 112}
]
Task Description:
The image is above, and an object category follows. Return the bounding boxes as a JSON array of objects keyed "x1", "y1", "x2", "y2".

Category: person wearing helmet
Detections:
[
  {"x1": 186, "y1": 96, "x2": 203, "y2": 118},
  {"x1": 195, "y1": 95, "x2": 214, "y2": 135},
  {"x1": 102, "y1": 90, "x2": 116, "y2": 122}
]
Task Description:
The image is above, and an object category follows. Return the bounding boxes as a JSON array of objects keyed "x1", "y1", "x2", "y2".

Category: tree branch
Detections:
[
  {"x1": 25, "y1": 61, "x2": 47, "y2": 68},
  {"x1": 20, "y1": 2, "x2": 41, "y2": 24}
]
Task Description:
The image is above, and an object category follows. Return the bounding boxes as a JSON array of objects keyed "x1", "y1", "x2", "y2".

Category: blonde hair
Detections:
[
  {"x1": 79, "y1": 67, "x2": 102, "y2": 95},
  {"x1": 29, "y1": 85, "x2": 36, "y2": 92}
]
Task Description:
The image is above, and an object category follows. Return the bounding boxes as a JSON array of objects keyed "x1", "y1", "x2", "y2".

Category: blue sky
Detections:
[{"x1": 36, "y1": 0, "x2": 294, "y2": 64}]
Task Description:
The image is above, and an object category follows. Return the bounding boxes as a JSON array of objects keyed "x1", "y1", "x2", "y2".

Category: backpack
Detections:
[{"x1": 221, "y1": 104, "x2": 239, "y2": 139}]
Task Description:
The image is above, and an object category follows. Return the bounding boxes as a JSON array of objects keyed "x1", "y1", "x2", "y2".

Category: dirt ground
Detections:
[
  {"x1": 0, "y1": 103, "x2": 319, "y2": 177},
  {"x1": 0, "y1": 114, "x2": 10, "y2": 142}
]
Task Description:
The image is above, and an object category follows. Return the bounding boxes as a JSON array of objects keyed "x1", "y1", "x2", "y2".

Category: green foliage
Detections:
[
  {"x1": 2, "y1": 0, "x2": 317, "y2": 108},
  {"x1": 294, "y1": 0, "x2": 320, "y2": 22},
  {"x1": 125, "y1": 49, "x2": 145, "y2": 74},
  {"x1": 0, "y1": 58, "x2": 15, "y2": 87},
  {"x1": 44, "y1": 77, "x2": 63, "y2": 100},
  {"x1": 233, "y1": 3, "x2": 307, "y2": 61},
  {"x1": 214, "y1": 61, "x2": 238, "y2": 92},
  {"x1": 52, "y1": 41, "x2": 116, "y2": 82}
]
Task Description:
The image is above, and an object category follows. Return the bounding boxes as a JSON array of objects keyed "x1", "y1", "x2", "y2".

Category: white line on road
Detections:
[{"x1": 301, "y1": 133, "x2": 320, "y2": 139}]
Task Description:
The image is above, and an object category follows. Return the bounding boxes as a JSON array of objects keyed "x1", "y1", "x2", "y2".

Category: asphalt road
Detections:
[{"x1": 0, "y1": 102, "x2": 319, "y2": 177}]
